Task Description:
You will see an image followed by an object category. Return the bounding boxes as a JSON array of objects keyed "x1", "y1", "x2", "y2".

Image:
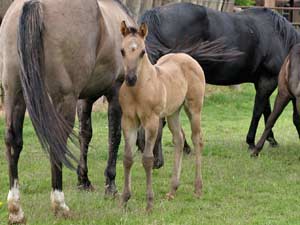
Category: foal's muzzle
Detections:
[{"x1": 125, "y1": 73, "x2": 137, "y2": 86}]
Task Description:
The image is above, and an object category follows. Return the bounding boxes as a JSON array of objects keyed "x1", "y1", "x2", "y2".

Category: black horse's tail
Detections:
[{"x1": 18, "y1": 0, "x2": 77, "y2": 169}]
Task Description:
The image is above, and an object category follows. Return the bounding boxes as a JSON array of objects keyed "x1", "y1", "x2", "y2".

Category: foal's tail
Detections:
[{"x1": 18, "y1": 0, "x2": 77, "y2": 169}]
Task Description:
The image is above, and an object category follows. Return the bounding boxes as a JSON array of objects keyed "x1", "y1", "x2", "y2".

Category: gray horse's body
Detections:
[{"x1": 0, "y1": 0, "x2": 135, "y2": 223}]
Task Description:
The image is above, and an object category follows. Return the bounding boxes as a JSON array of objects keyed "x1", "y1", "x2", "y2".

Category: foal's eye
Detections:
[
  {"x1": 140, "y1": 49, "x2": 145, "y2": 58},
  {"x1": 121, "y1": 49, "x2": 125, "y2": 57}
]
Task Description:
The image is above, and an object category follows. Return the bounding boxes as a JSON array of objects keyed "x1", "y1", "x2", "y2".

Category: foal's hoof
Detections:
[
  {"x1": 194, "y1": 190, "x2": 202, "y2": 198},
  {"x1": 146, "y1": 204, "x2": 153, "y2": 213},
  {"x1": 267, "y1": 137, "x2": 279, "y2": 148},
  {"x1": 105, "y1": 184, "x2": 118, "y2": 197},
  {"x1": 166, "y1": 192, "x2": 175, "y2": 200},
  {"x1": 153, "y1": 158, "x2": 164, "y2": 169}
]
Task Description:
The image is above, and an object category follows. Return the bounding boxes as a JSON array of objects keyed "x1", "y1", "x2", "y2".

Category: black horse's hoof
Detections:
[
  {"x1": 248, "y1": 143, "x2": 255, "y2": 151},
  {"x1": 250, "y1": 150, "x2": 259, "y2": 158},
  {"x1": 267, "y1": 137, "x2": 279, "y2": 148},
  {"x1": 153, "y1": 158, "x2": 164, "y2": 169},
  {"x1": 77, "y1": 182, "x2": 95, "y2": 192},
  {"x1": 183, "y1": 145, "x2": 192, "y2": 155},
  {"x1": 105, "y1": 184, "x2": 118, "y2": 197}
]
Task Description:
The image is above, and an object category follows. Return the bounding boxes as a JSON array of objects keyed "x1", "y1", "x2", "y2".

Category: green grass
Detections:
[{"x1": 1, "y1": 84, "x2": 300, "y2": 224}]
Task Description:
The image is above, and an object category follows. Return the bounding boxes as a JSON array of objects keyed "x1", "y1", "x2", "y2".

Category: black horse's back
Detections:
[{"x1": 140, "y1": 3, "x2": 299, "y2": 84}]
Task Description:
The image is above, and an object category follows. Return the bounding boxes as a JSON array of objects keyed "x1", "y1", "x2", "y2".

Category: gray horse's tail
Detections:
[{"x1": 18, "y1": 0, "x2": 77, "y2": 169}]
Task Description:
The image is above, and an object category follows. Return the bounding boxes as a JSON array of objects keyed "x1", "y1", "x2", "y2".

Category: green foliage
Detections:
[
  {"x1": 235, "y1": 0, "x2": 255, "y2": 6},
  {"x1": 1, "y1": 84, "x2": 300, "y2": 224}
]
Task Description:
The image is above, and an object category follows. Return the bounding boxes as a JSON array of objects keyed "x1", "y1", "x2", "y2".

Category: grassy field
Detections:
[{"x1": 1, "y1": 84, "x2": 300, "y2": 225}]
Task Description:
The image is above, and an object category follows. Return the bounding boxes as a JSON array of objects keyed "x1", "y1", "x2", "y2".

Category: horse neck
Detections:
[
  {"x1": 136, "y1": 54, "x2": 156, "y2": 86},
  {"x1": 97, "y1": 1, "x2": 135, "y2": 54}
]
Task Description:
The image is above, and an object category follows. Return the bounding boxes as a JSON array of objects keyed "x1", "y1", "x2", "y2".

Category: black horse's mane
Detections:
[
  {"x1": 244, "y1": 7, "x2": 300, "y2": 49},
  {"x1": 113, "y1": 0, "x2": 134, "y2": 19}
]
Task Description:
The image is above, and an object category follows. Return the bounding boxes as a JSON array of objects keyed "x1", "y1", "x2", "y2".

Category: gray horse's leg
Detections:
[
  {"x1": 104, "y1": 79, "x2": 123, "y2": 196},
  {"x1": 77, "y1": 99, "x2": 95, "y2": 191},
  {"x1": 246, "y1": 77, "x2": 277, "y2": 149},
  {"x1": 50, "y1": 94, "x2": 77, "y2": 217},
  {"x1": 5, "y1": 90, "x2": 26, "y2": 224}
]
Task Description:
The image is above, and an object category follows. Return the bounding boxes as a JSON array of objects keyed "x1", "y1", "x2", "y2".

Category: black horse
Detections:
[{"x1": 138, "y1": 3, "x2": 300, "y2": 157}]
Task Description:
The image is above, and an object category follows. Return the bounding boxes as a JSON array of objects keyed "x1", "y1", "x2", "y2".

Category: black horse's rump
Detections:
[
  {"x1": 18, "y1": 0, "x2": 77, "y2": 169},
  {"x1": 139, "y1": 3, "x2": 300, "y2": 151}
]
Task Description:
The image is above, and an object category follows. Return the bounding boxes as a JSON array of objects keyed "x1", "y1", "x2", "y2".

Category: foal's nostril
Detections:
[{"x1": 125, "y1": 74, "x2": 137, "y2": 86}]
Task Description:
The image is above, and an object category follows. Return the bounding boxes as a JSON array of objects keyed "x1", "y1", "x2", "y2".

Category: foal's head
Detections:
[{"x1": 120, "y1": 21, "x2": 148, "y2": 86}]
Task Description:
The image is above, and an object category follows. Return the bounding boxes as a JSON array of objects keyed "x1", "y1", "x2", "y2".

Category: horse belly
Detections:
[
  {"x1": 79, "y1": 63, "x2": 120, "y2": 98},
  {"x1": 159, "y1": 79, "x2": 187, "y2": 117}
]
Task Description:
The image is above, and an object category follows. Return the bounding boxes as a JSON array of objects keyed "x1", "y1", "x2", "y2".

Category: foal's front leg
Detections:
[
  {"x1": 142, "y1": 116, "x2": 159, "y2": 211},
  {"x1": 121, "y1": 116, "x2": 138, "y2": 207}
]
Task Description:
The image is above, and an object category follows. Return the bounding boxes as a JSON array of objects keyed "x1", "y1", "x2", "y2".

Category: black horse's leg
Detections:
[
  {"x1": 137, "y1": 119, "x2": 165, "y2": 169},
  {"x1": 252, "y1": 92, "x2": 290, "y2": 156},
  {"x1": 50, "y1": 94, "x2": 77, "y2": 217},
  {"x1": 246, "y1": 78, "x2": 277, "y2": 149},
  {"x1": 104, "y1": 79, "x2": 123, "y2": 196},
  {"x1": 263, "y1": 99, "x2": 279, "y2": 147},
  {"x1": 5, "y1": 91, "x2": 26, "y2": 224},
  {"x1": 181, "y1": 128, "x2": 192, "y2": 154},
  {"x1": 152, "y1": 119, "x2": 165, "y2": 169},
  {"x1": 292, "y1": 98, "x2": 300, "y2": 138},
  {"x1": 77, "y1": 99, "x2": 95, "y2": 191}
]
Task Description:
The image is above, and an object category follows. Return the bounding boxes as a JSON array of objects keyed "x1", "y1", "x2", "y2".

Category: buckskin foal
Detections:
[{"x1": 119, "y1": 21, "x2": 206, "y2": 211}]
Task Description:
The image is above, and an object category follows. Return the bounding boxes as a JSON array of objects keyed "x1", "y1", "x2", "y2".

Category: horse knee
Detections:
[
  {"x1": 123, "y1": 155, "x2": 133, "y2": 169},
  {"x1": 5, "y1": 128, "x2": 23, "y2": 153},
  {"x1": 142, "y1": 156, "x2": 154, "y2": 170}
]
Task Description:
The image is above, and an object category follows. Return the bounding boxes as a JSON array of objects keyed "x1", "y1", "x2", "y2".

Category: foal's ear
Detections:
[
  {"x1": 121, "y1": 21, "x2": 130, "y2": 37},
  {"x1": 138, "y1": 23, "x2": 148, "y2": 38}
]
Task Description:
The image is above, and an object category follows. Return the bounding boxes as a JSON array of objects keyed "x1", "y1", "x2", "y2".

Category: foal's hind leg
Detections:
[
  {"x1": 77, "y1": 99, "x2": 95, "y2": 191},
  {"x1": 184, "y1": 103, "x2": 204, "y2": 197},
  {"x1": 105, "y1": 79, "x2": 123, "y2": 196},
  {"x1": 5, "y1": 90, "x2": 26, "y2": 224},
  {"x1": 50, "y1": 95, "x2": 77, "y2": 217},
  {"x1": 166, "y1": 111, "x2": 184, "y2": 200}
]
